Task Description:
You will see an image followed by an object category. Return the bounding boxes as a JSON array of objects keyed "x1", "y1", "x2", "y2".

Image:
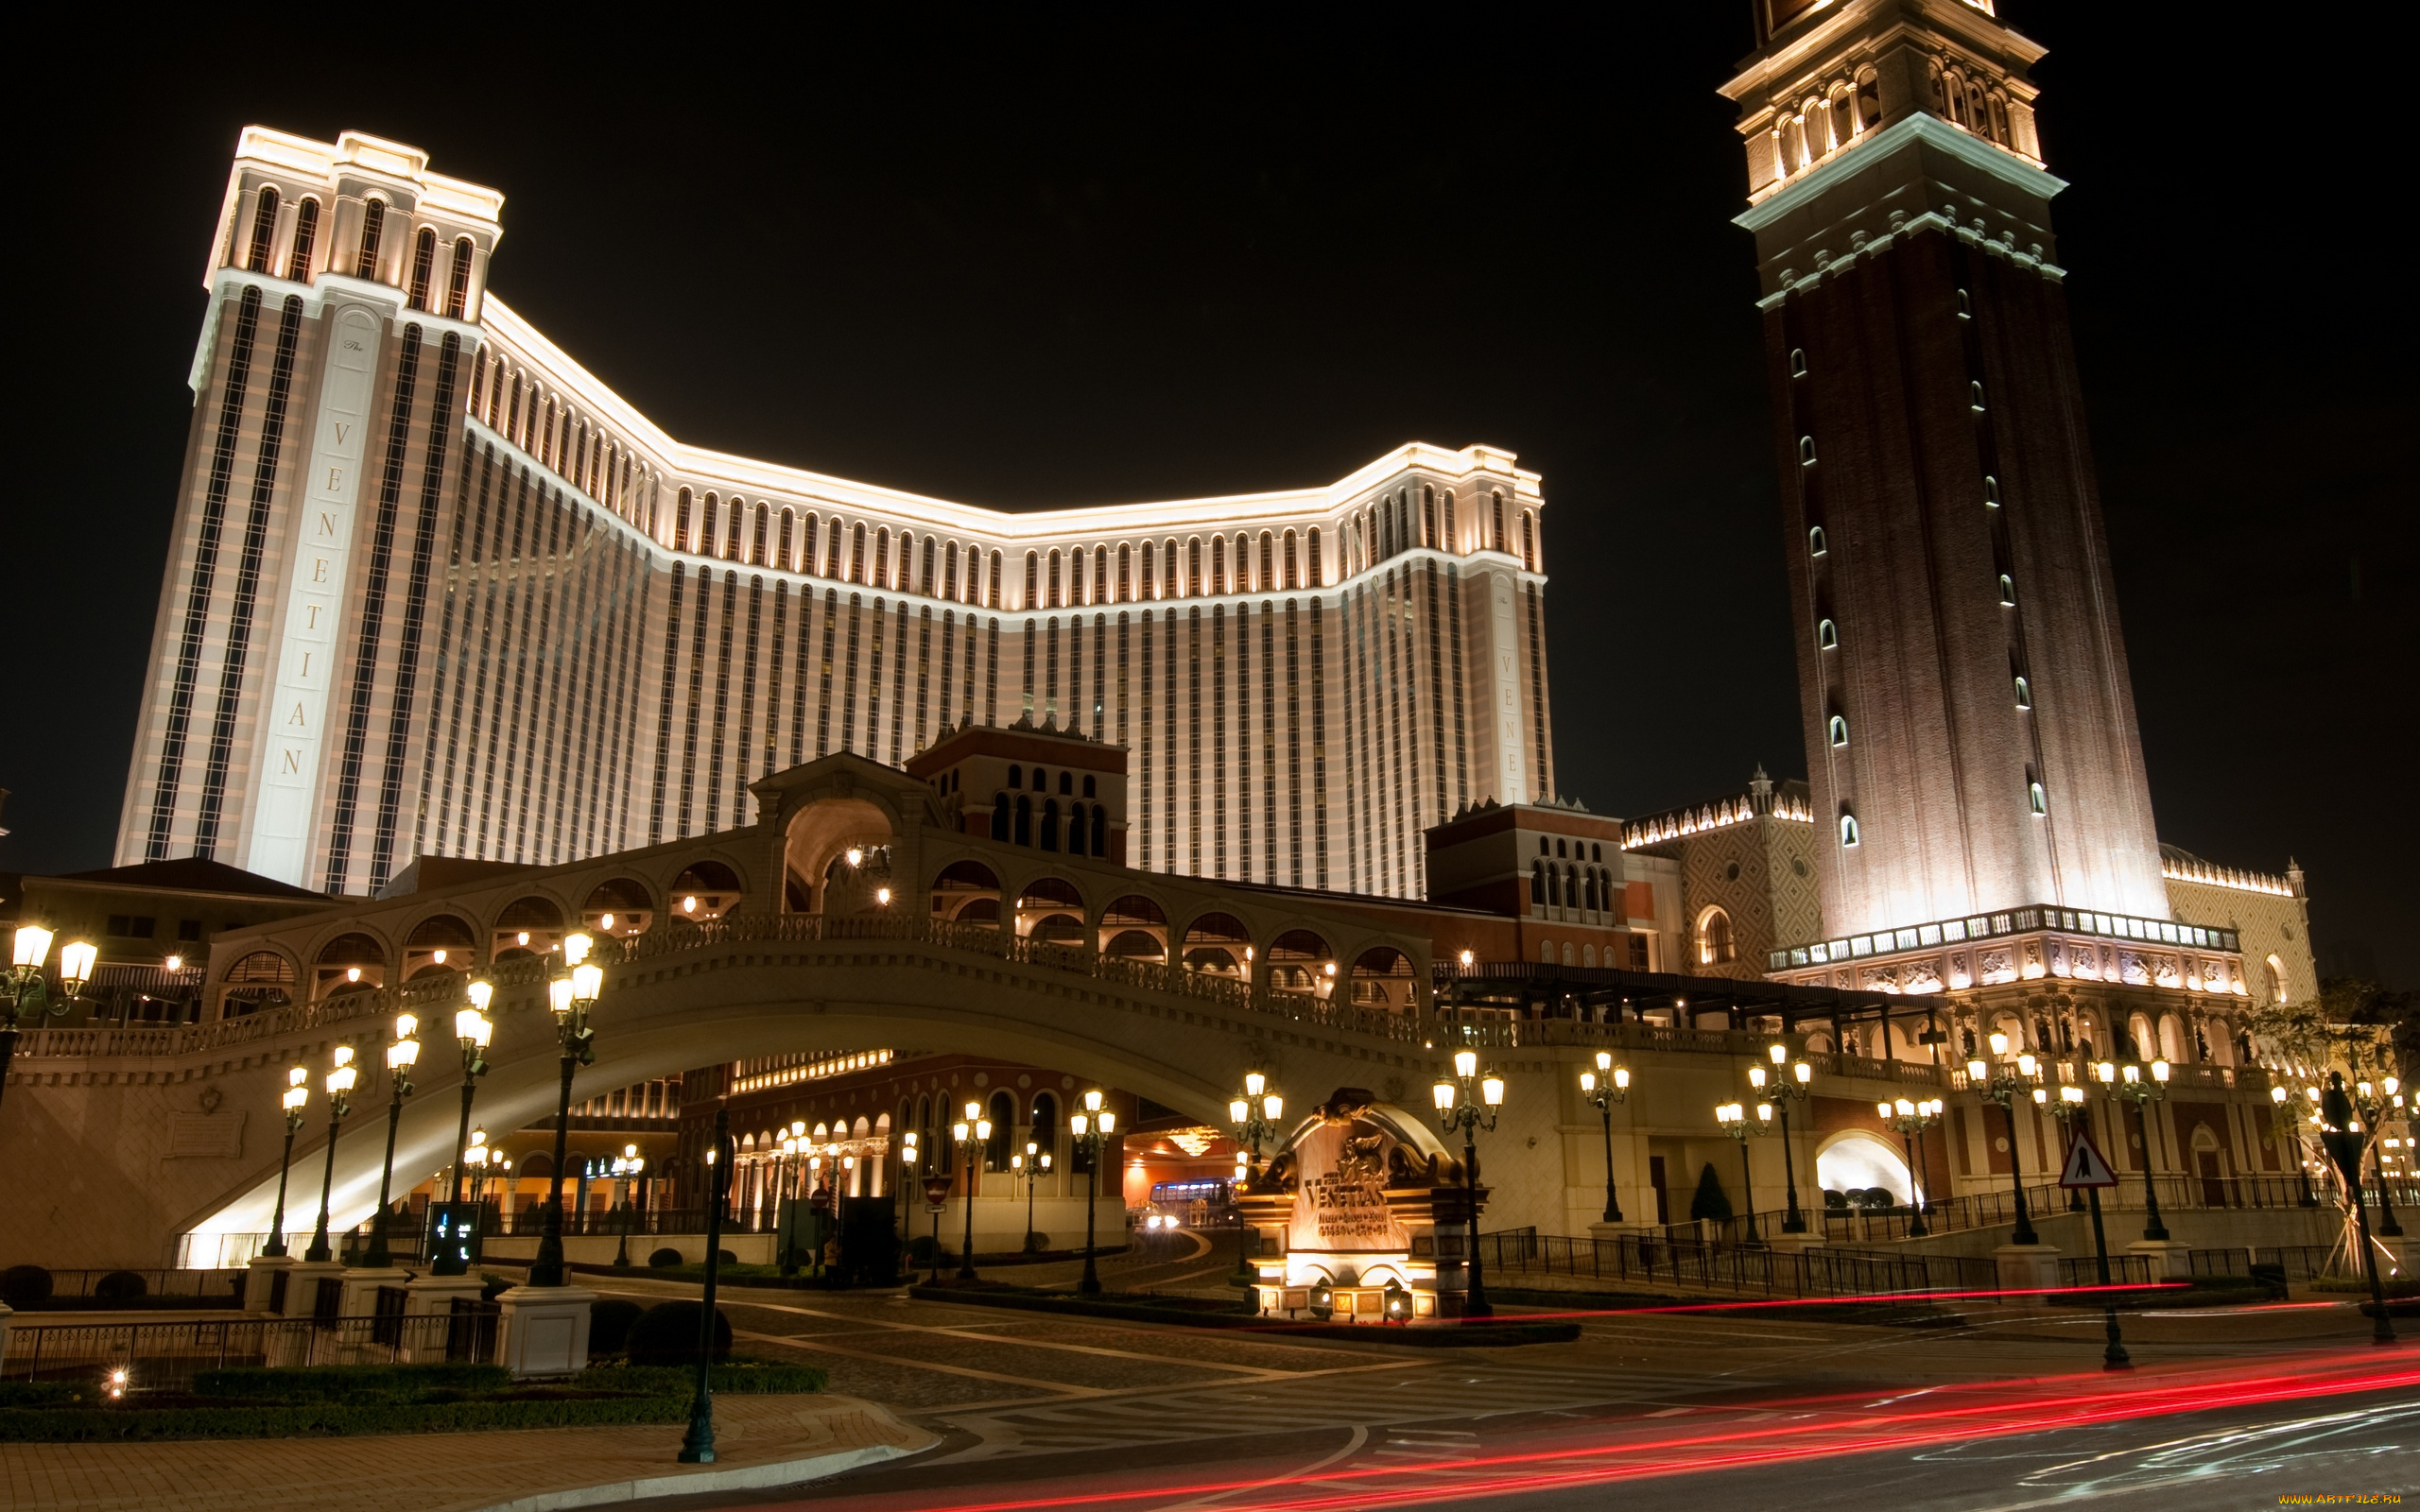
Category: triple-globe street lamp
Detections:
[
  {"x1": 1748, "y1": 1044, "x2": 1812, "y2": 1234},
  {"x1": 263, "y1": 1067, "x2": 311, "y2": 1258},
  {"x1": 1011, "y1": 1143, "x2": 1052, "y2": 1254},
  {"x1": 434, "y1": 981, "x2": 496, "y2": 1276},
  {"x1": 2318, "y1": 1071, "x2": 2397, "y2": 1348},
  {"x1": 1714, "y1": 1099, "x2": 1774, "y2": 1246},
  {"x1": 1432, "y1": 1050, "x2": 1504, "y2": 1317},
  {"x1": 2270, "y1": 1083, "x2": 2321, "y2": 1207},
  {"x1": 2346, "y1": 1075, "x2": 2406, "y2": 1239},
  {"x1": 1578, "y1": 1051, "x2": 1632, "y2": 1224},
  {"x1": 4, "y1": 925, "x2": 95, "y2": 1117},
  {"x1": 1878, "y1": 1096, "x2": 1944, "y2": 1236},
  {"x1": 2094, "y1": 1057, "x2": 2171, "y2": 1242},
  {"x1": 1967, "y1": 1032, "x2": 2044, "y2": 1246},
  {"x1": 532, "y1": 933, "x2": 605, "y2": 1288},
  {"x1": 1068, "y1": 1090, "x2": 1118, "y2": 1297},
  {"x1": 363, "y1": 1012, "x2": 421, "y2": 1267},
  {"x1": 611, "y1": 1144, "x2": 647, "y2": 1269},
  {"x1": 1228, "y1": 1072, "x2": 1285, "y2": 1282},
  {"x1": 2045, "y1": 1081, "x2": 2092, "y2": 1211},
  {"x1": 952, "y1": 1101, "x2": 993, "y2": 1280},
  {"x1": 302, "y1": 1046, "x2": 359, "y2": 1262}
]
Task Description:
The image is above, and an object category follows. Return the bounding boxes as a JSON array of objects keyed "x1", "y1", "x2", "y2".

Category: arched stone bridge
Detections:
[{"x1": 2, "y1": 752, "x2": 1946, "y2": 1267}]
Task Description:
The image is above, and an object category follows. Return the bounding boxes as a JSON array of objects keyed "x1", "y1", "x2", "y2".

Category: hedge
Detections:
[
  {"x1": 0, "y1": 1393, "x2": 687, "y2": 1443},
  {"x1": 191, "y1": 1364, "x2": 512, "y2": 1400},
  {"x1": 574, "y1": 1362, "x2": 828, "y2": 1395}
]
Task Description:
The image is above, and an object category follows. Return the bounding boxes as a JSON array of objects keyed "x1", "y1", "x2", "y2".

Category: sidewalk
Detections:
[{"x1": 0, "y1": 1392, "x2": 935, "y2": 1512}]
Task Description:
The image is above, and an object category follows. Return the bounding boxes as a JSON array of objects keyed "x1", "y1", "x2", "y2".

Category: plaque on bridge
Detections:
[{"x1": 1232, "y1": 1088, "x2": 1477, "y2": 1325}]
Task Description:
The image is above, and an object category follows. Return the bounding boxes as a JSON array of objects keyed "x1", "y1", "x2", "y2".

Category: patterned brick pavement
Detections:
[{"x1": 0, "y1": 1392, "x2": 932, "y2": 1512}]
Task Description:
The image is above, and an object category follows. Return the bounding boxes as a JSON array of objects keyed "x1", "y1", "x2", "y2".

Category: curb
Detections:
[{"x1": 461, "y1": 1440, "x2": 921, "y2": 1512}]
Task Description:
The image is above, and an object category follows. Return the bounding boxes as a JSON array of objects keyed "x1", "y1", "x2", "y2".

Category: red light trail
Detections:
[{"x1": 788, "y1": 1349, "x2": 2418, "y2": 1512}]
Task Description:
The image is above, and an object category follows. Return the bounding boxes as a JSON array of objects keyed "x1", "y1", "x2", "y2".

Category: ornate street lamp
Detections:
[
  {"x1": 2318, "y1": 1072, "x2": 2396, "y2": 1348},
  {"x1": 2271, "y1": 1084, "x2": 2320, "y2": 1207},
  {"x1": 363, "y1": 1012, "x2": 421, "y2": 1267},
  {"x1": 953, "y1": 1101, "x2": 993, "y2": 1280},
  {"x1": 1228, "y1": 1072, "x2": 1285, "y2": 1281},
  {"x1": 612, "y1": 1144, "x2": 646, "y2": 1270},
  {"x1": 302, "y1": 1046, "x2": 359, "y2": 1262},
  {"x1": 2094, "y1": 1057, "x2": 2170, "y2": 1242},
  {"x1": 1748, "y1": 1043, "x2": 1812, "y2": 1233},
  {"x1": 1879, "y1": 1097, "x2": 1944, "y2": 1237},
  {"x1": 1578, "y1": 1051, "x2": 1631, "y2": 1224},
  {"x1": 1069, "y1": 1089, "x2": 1118, "y2": 1297},
  {"x1": 1715, "y1": 1100, "x2": 1774, "y2": 1246},
  {"x1": 1432, "y1": 1050, "x2": 1504, "y2": 1317},
  {"x1": 1968, "y1": 1033, "x2": 2045, "y2": 1246},
  {"x1": 2044, "y1": 1081, "x2": 2092, "y2": 1211},
  {"x1": 2349, "y1": 1076, "x2": 2405, "y2": 1239},
  {"x1": 678, "y1": 1107, "x2": 733, "y2": 1465},
  {"x1": 263, "y1": 1067, "x2": 310, "y2": 1258},
  {"x1": 3, "y1": 925, "x2": 94, "y2": 1118},
  {"x1": 1013, "y1": 1143, "x2": 1052, "y2": 1254},
  {"x1": 532, "y1": 933, "x2": 603, "y2": 1287},
  {"x1": 434, "y1": 980, "x2": 495, "y2": 1276}
]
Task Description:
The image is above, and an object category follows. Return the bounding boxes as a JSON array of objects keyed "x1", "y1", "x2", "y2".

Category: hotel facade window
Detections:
[{"x1": 119, "y1": 129, "x2": 1557, "y2": 902}]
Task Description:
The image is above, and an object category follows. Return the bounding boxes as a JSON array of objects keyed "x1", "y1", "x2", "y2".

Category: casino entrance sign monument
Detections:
[{"x1": 1239, "y1": 1089, "x2": 1482, "y2": 1322}]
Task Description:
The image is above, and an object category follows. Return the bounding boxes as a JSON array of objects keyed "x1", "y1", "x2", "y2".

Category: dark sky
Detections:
[{"x1": 4, "y1": 9, "x2": 2410, "y2": 983}]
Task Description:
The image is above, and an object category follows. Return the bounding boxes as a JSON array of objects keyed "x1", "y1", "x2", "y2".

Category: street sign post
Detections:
[{"x1": 2061, "y1": 1131, "x2": 2130, "y2": 1370}]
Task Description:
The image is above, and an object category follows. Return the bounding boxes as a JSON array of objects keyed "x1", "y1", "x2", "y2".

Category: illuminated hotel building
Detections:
[{"x1": 118, "y1": 128, "x2": 1556, "y2": 900}]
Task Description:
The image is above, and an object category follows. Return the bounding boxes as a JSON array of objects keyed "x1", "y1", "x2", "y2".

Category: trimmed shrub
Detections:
[
  {"x1": 1688, "y1": 1162, "x2": 1733, "y2": 1222},
  {"x1": 0, "y1": 1383, "x2": 89, "y2": 1408},
  {"x1": 648, "y1": 1246, "x2": 683, "y2": 1268},
  {"x1": 908, "y1": 1234, "x2": 937, "y2": 1265},
  {"x1": 0, "y1": 1395, "x2": 686, "y2": 1442},
  {"x1": 0, "y1": 1266, "x2": 53, "y2": 1308},
  {"x1": 717, "y1": 1248, "x2": 737, "y2": 1266},
  {"x1": 576, "y1": 1361, "x2": 827, "y2": 1395},
  {"x1": 478, "y1": 1272, "x2": 512, "y2": 1302},
  {"x1": 1024, "y1": 1232, "x2": 1050, "y2": 1253},
  {"x1": 589, "y1": 1298, "x2": 644, "y2": 1358},
  {"x1": 624, "y1": 1300, "x2": 733, "y2": 1367},
  {"x1": 94, "y1": 1271, "x2": 148, "y2": 1302}
]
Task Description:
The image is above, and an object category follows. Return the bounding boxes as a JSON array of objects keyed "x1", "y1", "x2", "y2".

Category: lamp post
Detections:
[
  {"x1": 1431, "y1": 1050, "x2": 1504, "y2": 1317},
  {"x1": 1714, "y1": 1101, "x2": 1772, "y2": 1246},
  {"x1": 532, "y1": 933, "x2": 603, "y2": 1288},
  {"x1": 364, "y1": 1013, "x2": 420, "y2": 1266},
  {"x1": 612, "y1": 1144, "x2": 645, "y2": 1270},
  {"x1": 2272, "y1": 1084, "x2": 2320, "y2": 1207},
  {"x1": 953, "y1": 1101, "x2": 993, "y2": 1280},
  {"x1": 1879, "y1": 1097, "x2": 1943, "y2": 1237},
  {"x1": 1013, "y1": 1143, "x2": 1051, "y2": 1254},
  {"x1": 1069, "y1": 1089, "x2": 1117, "y2": 1297},
  {"x1": 678, "y1": 1106, "x2": 733, "y2": 1465},
  {"x1": 1967, "y1": 1032, "x2": 2044, "y2": 1246},
  {"x1": 1227, "y1": 1072, "x2": 1285, "y2": 1282},
  {"x1": 1748, "y1": 1043, "x2": 1811, "y2": 1234},
  {"x1": 433, "y1": 980, "x2": 495, "y2": 1276},
  {"x1": 2318, "y1": 1072, "x2": 2396, "y2": 1348},
  {"x1": 1578, "y1": 1051, "x2": 1631, "y2": 1224},
  {"x1": 263, "y1": 1067, "x2": 310, "y2": 1257},
  {"x1": 3, "y1": 926, "x2": 94, "y2": 1118},
  {"x1": 2045, "y1": 1081, "x2": 2092, "y2": 1211},
  {"x1": 302, "y1": 1046, "x2": 359, "y2": 1262},
  {"x1": 2349, "y1": 1076, "x2": 2405, "y2": 1239},
  {"x1": 2094, "y1": 1057, "x2": 2170, "y2": 1242}
]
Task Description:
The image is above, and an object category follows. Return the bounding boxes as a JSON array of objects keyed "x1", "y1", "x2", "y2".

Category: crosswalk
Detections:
[{"x1": 926, "y1": 1355, "x2": 1752, "y2": 1461}]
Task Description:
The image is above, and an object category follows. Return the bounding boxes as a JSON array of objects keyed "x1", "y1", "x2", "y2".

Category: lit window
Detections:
[
  {"x1": 1997, "y1": 574, "x2": 2015, "y2": 605},
  {"x1": 1970, "y1": 381, "x2": 1986, "y2": 411},
  {"x1": 1828, "y1": 714, "x2": 1848, "y2": 747},
  {"x1": 1817, "y1": 618, "x2": 1837, "y2": 649},
  {"x1": 1790, "y1": 348, "x2": 1807, "y2": 377},
  {"x1": 1809, "y1": 526, "x2": 1828, "y2": 557},
  {"x1": 1799, "y1": 437, "x2": 1817, "y2": 466},
  {"x1": 1956, "y1": 288, "x2": 1971, "y2": 318},
  {"x1": 2028, "y1": 780, "x2": 2047, "y2": 815},
  {"x1": 2013, "y1": 675, "x2": 2031, "y2": 708},
  {"x1": 1699, "y1": 907, "x2": 1737, "y2": 966},
  {"x1": 1983, "y1": 474, "x2": 2000, "y2": 507},
  {"x1": 1840, "y1": 812, "x2": 1860, "y2": 847}
]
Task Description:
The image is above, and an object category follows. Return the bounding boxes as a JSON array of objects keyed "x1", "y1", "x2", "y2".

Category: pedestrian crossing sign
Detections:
[{"x1": 2060, "y1": 1134, "x2": 2119, "y2": 1189}]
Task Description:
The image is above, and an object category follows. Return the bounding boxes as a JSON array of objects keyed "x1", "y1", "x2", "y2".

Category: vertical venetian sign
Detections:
[
  {"x1": 1486, "y1": 570, "x2": 1525, "y2": 804},
  {"x1": 245, "y1": 304, "x2": 380, "y2": 885}
]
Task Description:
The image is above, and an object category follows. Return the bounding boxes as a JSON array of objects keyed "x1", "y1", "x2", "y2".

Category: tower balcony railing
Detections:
[{"x1": 1771, "y1": 904, "x2": 2241, "y2": 974}]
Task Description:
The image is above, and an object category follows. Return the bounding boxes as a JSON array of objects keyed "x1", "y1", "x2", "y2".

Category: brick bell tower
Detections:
[{"x1": 1721, "y1": 0, "x2": 2169, "y2": 944}]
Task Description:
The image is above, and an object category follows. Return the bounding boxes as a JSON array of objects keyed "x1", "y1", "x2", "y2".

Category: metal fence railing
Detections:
[
  {"x1": 1477, "y1": 1228, "x2": 2000, "y2": 1298},
  {"x1": 1, "y1": 1267, "x2": 247, "y2": 1304},
  {"x1": 1, "y1": 1309, "x2": 501, "y2": 1385}
]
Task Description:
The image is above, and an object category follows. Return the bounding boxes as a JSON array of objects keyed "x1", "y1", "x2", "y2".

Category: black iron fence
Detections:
[{"x1": 2, "y1": 1310, "x2": 500, "y2": 1386}]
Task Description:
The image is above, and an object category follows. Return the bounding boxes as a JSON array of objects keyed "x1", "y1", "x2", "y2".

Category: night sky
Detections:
[{"x1": 5, "y1": 9, "x2": 2409, "y2": 983}]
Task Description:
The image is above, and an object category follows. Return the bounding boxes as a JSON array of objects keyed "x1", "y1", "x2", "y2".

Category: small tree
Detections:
[{"x1": 1688, "y1": 1161, "x2": 1733, "y2": 1223}]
